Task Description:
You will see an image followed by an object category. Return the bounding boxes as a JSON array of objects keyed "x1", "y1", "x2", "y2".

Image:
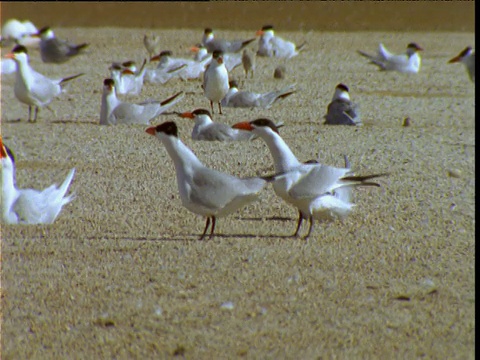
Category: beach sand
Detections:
[{"x1": 1, "y1": 7, "x2": 475, "y2": 359}]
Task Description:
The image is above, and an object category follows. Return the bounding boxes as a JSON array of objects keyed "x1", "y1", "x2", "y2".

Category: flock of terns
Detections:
[{"x1": 1, "y1": 19, "x2": 475, "y2": 239}]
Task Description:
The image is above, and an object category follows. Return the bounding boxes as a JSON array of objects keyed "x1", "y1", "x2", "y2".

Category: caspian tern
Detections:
[
  {"x1": 232, "y1": 119, "x2": 386, "y2": 239},
  {"x1": 256, "y1": 25, "x2": 306, "y2": 59},
  {"x1": 202, "y1": 28, "x2": 256, "y2": 54},
  {"x1": 5, "y1": 45, "x2": 84, "y2": 122},
  {"x1": 190, "y1": 44, "x2": 243, "y2": 72},
  {"x1": 357, "y1": 43, "x2": 423, "y2": 73},
  {"x1": 179, "y1": 108, "x2": 255, "y2": 141},
  {"x1": 145, "y1": 121, "x2": 270, "y2": 239},
  {"x1": 109, "y1": 59, "x2": 147, "y2": 95},
  {"x1": 242, "y1": 48, "x2": 256, "y2": 78},
  {"x1": 100, "y1": 78, "x2": 184, "y2": 125},
  {"x1": 150, "y1": 50, "x2": 209, "y2": 80},
  {"x1": 324, "y1": 83, "x2": 361, "y2": 126},
  {"x1": 1, "y1": 138, "x2": 76, "y2": 224},
  {"x1": 202, "y1": 50, "x2": 229, "y2": 115},
  {"x1": 221, "y1": 80, "x2": 296, "y2": 109},
  {"x1": 36, "y1": 26, "x2": 88, "y2": 64},
  {"x1": 448, "y1": 46, "x2": 475, "y2": 82},
  {"x1": 143, "y1": 33, "x2": 161, "y2": 57}
]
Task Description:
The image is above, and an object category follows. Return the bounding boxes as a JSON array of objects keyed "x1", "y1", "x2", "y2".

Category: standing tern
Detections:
[
  {"x1": 242, "y1": 48, "x2": 256, "y2": 78},
  {"x1": 179, "y1": 108, "x2": 255, "y2": 141},
  {"x1": 221, "y1": 80, "x2": 296, "y2": 109},
  {"x1": 448, "y1": 46, "x2": 475, "y2": 82},
  {"x1": 1, "y1": 138, "x2": 76, "y2": 224},
  {"x1": 202, "y1": 28, "x2": 256, "y2": 54},
  {"x1": 357, "y1": 43, "x2": 423, "y2": 73},
  {"x1": 190, "y1": 44, "x2": 242, "y2": 72},
  {"x1": 36, "y1": 26, "x2": 88, "y2": 64},
  {"x1": 256, "y1": 25, "x2": 306, "y2": 59},
  {"x1": 100, "y1": 78, "x2": 184, "y2": 125},
  {"x1": 324, "y1": 83, "x2": 361, "y2": 126},
  {"x1": 145, "y1": 121, "x2": 270, "y2": 240},
  {"x1": 233, "y1": 119, "x2": 386, "y2": 239},
  {"x1": 202, "y1": 50, "x2": 229, "y2": 115},
  {"x1": 5, "y1": 45, "x2": 84, "y2": 122}
]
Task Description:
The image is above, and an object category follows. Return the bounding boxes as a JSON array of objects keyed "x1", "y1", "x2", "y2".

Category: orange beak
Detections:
[
  {"x1": 5, "y1": 53, "x2": 14, "y2": 59},
  {"x1": 150, "y1": 55, "x2": 160, "y2": 62},
  {"x1": 256, "y1": 30, "x2": 264, "y2": 36},
  {"x1": 145, "y1": 126, "x2": 156, "y2": 136},
  {"x1": 121, "y1": 69, "x2": 135, "y2": 75},
  {"x1": 448, "y1": 56, "x2": 461, "y2": 63},
  {"x1": 179, "y1": 112, "x2": 195, "y2": 119},
  {"x1": 190, "y1": 46, "x2": 200, "y2": 53},
  {"x1": 232, "y1": 121, "x2": 253, "y2": 131},
  {"x1": 0, "y1": 137, "x2": 7, "y2": 159}
]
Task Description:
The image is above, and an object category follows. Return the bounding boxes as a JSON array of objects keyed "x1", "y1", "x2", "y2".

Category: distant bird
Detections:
[
  {"x1": 190, "y1": 44, "x2": 243, "y2": 72},
  {"x1": 357, "y1": 43, "x2": 423, "y2": 73},
  {"x1": 179, "y1": 108, "x2": 255, "y2": 141},
  {"x1": 202, "y1": 50, "x2": 229, "y2": 115},
  {"x1": 5, "y1": 45, "x2": 84, "y2": 122},
  {"x1": 1, "y1": 18, "x2": 40, "y2": 48},
  {"x1": 145, "y1": 121, "x2": 270, "y2": 240},
  {"x1": 100, "y1": 78, "x2": 184, "y2": 125},
  {"x1": 232, "y1": 119, "x2": 386, "y2": 239},
  {"x1": 256, "y1": 25, "x2": 306, "y2": 59},
  {"x1": 149, "y1": 50, "x2": 209, "y2": 80},
  {"x1": 109, "y1": 59, "x2": 147, "y2": 95},
  {"x1": 324, "y1": 84, "x2": 361, "y2": 126},
  {"x1": 1, "y1": 138, "x2": 76, "y2": 224},
  {"x1": 242, "y1": 48, "x2": 256, "y2": 78},
  {"x1": 36, "y1": 26, "x2": 88, "y2": 64},
  {"x1": 448, "y1": 46, "x2": 475, "y2": 82},
  {"x1": 143, "y1": 33, "x2": 161, "y2": 57},
  {"x1": 201, "y1": 28, "x2": 256, "y2": 54}
]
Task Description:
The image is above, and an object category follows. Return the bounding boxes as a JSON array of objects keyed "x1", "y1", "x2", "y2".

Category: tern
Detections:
[
  {"x1": 150, "y1": 50, "x2": 209, "y2": 80},
  {"x1": 1, "y1": 138, "x2": 76, "y2": 224},
  {"x1": 202, "y1": 28, "x2": 256, "y2": 54},
  {"x1": 143, "y1": 33, "x2": 161, "y2": 57},
  {"x1": 36, "y1": 26, "x2": 88, "y2": 64},
  {"x1": 324, "y1": 83, "x2": 361, "y2": 126},
  {"x1": 242, "y1": 48, "x2": 256, "y2": 78},
  {"x1": 357, "y1": 42, "x2": 423, "y2": 73},
  {"x1": 448, "y1": 46, "x2": 475, "y2": 82},
  {"x1": 190, "y1": 44, "x2": 242, "y2": 72},
  {"x1": 100, "y1": 78, "x2": 184, "y2": 125},
  {"x1": 109, "y1": 59, "x2": 147, "y2": 95},
  {"x1": 202, "y1": 50, "x2": 229, "y2": 115},
  {"x1": 179, "y1": 108, "x2": 255, "y2": 141},
  {"x1": 221, "y1": 80, "x2": 296, "y2": 109},
  {"x1": 233, "y1": 119, "x2": 386, "y2": 239},
  {"x1": 145, "y1": 121, "x2": 270, "y2": 240},
  {"x1": 256, "y1": 25, "x2": 306, "y2": 59},
  {"x1": 5, "y1": 45, "x2": 84, "y2": 122},
  {"x1": 1, "y1": 18, "x2": 40, "y2": 48}
]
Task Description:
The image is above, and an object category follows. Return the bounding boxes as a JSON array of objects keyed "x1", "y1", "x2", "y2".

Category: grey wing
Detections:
[
  {"x1": 200, "y1": 123, "x2": 237, "y2": 141},
  {"x1": 324, "y1": 100, "x2": 359, "y2": 125},
  {"x1": 31, "y1": 72, "x2": 61, "y2": 104},
  {"x1": 113, "y1": 103, "x2": 158, "y2": 124},
  {"x1": 288, "y1": 165, "x2": 350, "y2": 199},
  {"x1": 228, "y1": 92, "x2": 258, "y2": 108}
]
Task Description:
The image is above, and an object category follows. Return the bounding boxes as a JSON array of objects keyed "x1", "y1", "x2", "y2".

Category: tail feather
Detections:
[
  {"x1": 160, "y1": 91, "x2": 184, "y2": 106},
  {"x1": 74, "y1": 43, "x2": 89, "y2": 52},
  {"x1": 296, "y1": 41, "x2": 307, "y2": 52},
  {"x1": 241, "y1": 38, "x2": 257, "y2": 48},
  {"x1": 60, "y1": 73, "x2": 84, "y2": 85}
]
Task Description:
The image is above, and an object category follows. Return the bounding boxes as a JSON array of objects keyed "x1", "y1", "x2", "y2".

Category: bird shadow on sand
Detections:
[{"x1": 88, "y1": 233, "x2": 296, "y2": 242}]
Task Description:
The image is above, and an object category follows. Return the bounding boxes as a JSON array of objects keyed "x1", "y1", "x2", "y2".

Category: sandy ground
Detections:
[{"x1": 1, "y1": 27, "x2": 475, "y2": 359}]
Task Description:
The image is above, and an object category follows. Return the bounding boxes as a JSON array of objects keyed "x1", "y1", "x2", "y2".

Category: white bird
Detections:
[
  {"x1": 357, "y1": 42, "x2": 423, "y2": 73},
  {"x1": 448, "y1": 46, "x2": 475, "y2": 82},
  {"x1": 324, "y1": 83, "x2": 361, "y2": 126},
  {"x1": 36, "y1": 26, "x2": 88, "y2": 64},
  {"x1": 221, "y1": 80, "x2": 296, "y2": 109},
  {"x1": 150, "y1": 50, "x2": 209, "y2": 80},
  {"x1": 1, "y1": 18, "x2": 40, "y2": 48},
  {"x1": 202, "y1": 50, "x2": 229, "y2": 115},
  {"x1": 143, "y1": 33, "x2": 161, "y2": 57},
  {"x1": 100, "y1": 78, "x2": 184, "y2": 125},
  {"x1": 5, "y1": 45, "x2": 84, "y2": 122},
  {"x1": 242, "y1": 48, "x2": 255, "y2": 78},
  {"x1": 144, "y1": 53, "x2": 189, "y2": 85},
  {"x1": 109, "y1": 59, "x2": 147, "y2": 95},
  {"x1": 202, "y1": 28, "x2": 256, "y2": 54},
  {"x1": 190, "y1": 44, "x2": 243, "y2": 72},
  {"x1": 256, "y1": 25, "x2": 306, "y2": 59},
  {"x1": 145, "y1": 121, "x2": 270, "y2": 240},
  {"x1": 1, "y1": 138, "x2": 76, "y2": 224},
  {"x1": 232, "y1": 119, "x2": 386, "y2": 239},
  {"x1": 179, "y1": 108, "x2": 255, "y2": 141}
]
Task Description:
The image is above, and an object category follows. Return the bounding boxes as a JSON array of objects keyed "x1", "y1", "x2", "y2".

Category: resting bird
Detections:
[
  {"x1": 36, "y1": 26, "x2": 88, "y2": 64},
  {"x1": 1, "y1": 137, "x2": 76, "y2": 224},
  {"x1": 324, "y1": 83, "x2": 361, "y2": 126},
  {"x1": 357, "y1": 42, "x2": 423, "y2": 73}
]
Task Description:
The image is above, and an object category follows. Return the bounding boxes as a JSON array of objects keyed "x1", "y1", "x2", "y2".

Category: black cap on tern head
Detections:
[
  {"x1": 159, "y1": 50, "x2": 173, "y2": 57},
  {"x1": 407, "y1": 42, "x2": 423, "y2": 51},
  {"x1": 212, "y1": 50, "x2": 223, "y2": 59},
  {"x1": 122, "y1": 60, "x2": 136, "y2": 67},
  {"x1": 229, "y1": 80, "x2": 239, "y2": 88},
  {"x1": 12, "y1": 45, "x2": 28, "y2": 54},
  {"x1": 336, "y1": 83, "x2": 349, "y2": 92},
  {"x1": 251, "y1": 118, "x2": 279, "y2": 133},
  {"x1": 204, "y1": 28, "x2": 213, "y2": 34},
  {"x1": 38, "y1": 26, "x2": 51, "y2": 34},
  {"x1": 103, "y1": 78, "x2": 115, "y2": 87},
  {"x1": 261, "y1": 25, "x2": 274, "y2": 31},
  {"x1": 192, "y1": 108, "x2": 212, "y2": 117},
  {"x1": 155, "y1": 121, "x2": 178, "y2": 137}
]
